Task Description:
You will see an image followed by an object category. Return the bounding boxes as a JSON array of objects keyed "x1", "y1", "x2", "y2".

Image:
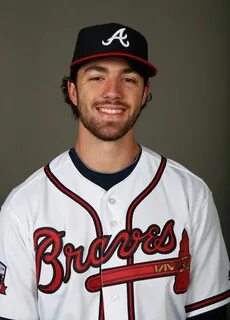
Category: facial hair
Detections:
[{"x1": 76, "y1": 98, "x2": 143, "y2": 141}]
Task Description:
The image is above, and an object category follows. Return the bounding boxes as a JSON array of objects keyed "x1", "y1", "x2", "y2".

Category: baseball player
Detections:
[{"x1": 0, "y1": 23, "x2": 229, "y2": 320}]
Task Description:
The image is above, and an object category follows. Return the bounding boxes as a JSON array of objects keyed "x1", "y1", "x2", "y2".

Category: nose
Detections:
[{"x1": 102, "y1": 77, "x2": 123, "y2": 100}]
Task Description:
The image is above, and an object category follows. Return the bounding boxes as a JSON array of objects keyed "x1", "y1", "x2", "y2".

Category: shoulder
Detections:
[
  {"x1": 141, "y1": 146, "x2": 212, "y2": 207},
  {"x1": 1, "y1": 150, "x2": 71, "y2": 214}
]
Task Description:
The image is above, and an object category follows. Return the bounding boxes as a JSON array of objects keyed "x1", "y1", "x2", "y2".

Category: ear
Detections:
[
  {"x1": 67, "y1": 80, "x2": 78, "y2": 106},
  {"x1": 141, "y1": 81, "x2": 150, "y2": 107}
]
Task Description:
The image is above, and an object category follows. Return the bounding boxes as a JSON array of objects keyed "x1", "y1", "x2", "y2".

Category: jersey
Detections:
[{"x1": 0, "y1": 146, "x2": 229, "y2": 320}]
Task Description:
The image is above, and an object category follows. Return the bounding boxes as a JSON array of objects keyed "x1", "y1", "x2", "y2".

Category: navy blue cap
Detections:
[{"x1": 70, "y1": 23, "x2": 158, "y2": 77}]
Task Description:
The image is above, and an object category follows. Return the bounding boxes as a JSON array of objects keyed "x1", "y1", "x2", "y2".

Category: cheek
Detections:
[
  {"x1": 131, "y1": 91, "x2": 145, "y2": 106},
  {"x1": 77, "y1": 90, "x2": 93, "y2": 107}
]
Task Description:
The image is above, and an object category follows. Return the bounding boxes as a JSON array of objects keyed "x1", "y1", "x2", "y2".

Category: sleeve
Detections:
[
  {"x1": 185, "y1": 191, "x2": 230, "y2": 318},
  {"x1": 0, "y1": 203, "x2": 39, "y2": 320},
  {"x1": 187, "y1": 305, "x2": 227, "y2": 319}
]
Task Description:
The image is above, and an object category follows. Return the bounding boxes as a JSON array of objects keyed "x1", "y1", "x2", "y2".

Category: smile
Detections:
[{"x1": 97, "y1": 107, "x2": 125, "y2": 114}]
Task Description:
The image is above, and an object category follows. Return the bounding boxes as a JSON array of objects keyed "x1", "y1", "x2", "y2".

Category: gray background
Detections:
[{"x1": 0, "y1": 0, "x2": 229, "y2": 315}]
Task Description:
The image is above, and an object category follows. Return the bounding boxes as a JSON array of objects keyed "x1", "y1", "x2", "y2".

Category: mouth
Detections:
[
  {"x1": 97, "y1": 107, "x2": 124, "y2": 115},
  {"x1": 96, "y1": 105, "x2": 126, "y2": 115}
]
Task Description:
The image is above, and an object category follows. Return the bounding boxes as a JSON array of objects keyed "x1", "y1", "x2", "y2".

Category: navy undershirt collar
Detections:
[{"x1": 69, "y1": 147, "x2": 141, "y2": 191}]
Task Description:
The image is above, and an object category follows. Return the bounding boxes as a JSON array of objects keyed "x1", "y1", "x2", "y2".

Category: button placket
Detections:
[{"x1": 108, "y1": 196, "x2": 120, "y2": 232}]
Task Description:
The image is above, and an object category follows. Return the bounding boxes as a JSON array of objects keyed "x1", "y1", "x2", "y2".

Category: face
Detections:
[{"x1": 68, "y1": 57, "x2": 150, "y2": 141}]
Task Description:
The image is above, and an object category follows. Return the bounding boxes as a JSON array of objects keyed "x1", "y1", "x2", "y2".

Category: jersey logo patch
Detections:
[
  {"x1": 0, "y1": 262, "x2": 7, "y2": 295},
  {"x1": 34, "y1": 221, "x2": 190, "y2": 295},
  {"x1": 102, "y1": 28, "x2": 130, "y2": 47}
]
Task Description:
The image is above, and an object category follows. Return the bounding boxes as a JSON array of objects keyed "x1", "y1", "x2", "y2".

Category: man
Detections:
[{"x1": 0, "y1": 23, "x2": 229, "y2": 320}]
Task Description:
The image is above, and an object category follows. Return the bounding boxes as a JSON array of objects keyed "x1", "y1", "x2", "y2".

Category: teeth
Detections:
[{"x1": 99, "y1": 107, "x2": 123, "y2": 114}]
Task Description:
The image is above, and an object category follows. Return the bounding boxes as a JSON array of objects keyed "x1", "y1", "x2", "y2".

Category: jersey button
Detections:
[
  {"x1": 111, "y1": 294, "x2": 119, "y2": 302},
  {"x1": 109, "y1": 197, "x2": 116, "y2": 204},
  {"x1": 111, "y1": 220, "x2": 118, "y2": 228}
]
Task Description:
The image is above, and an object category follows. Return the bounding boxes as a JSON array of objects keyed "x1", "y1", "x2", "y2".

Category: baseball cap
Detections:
[{"x1": 70, "y1": 23, "x2": 158, "y2": 77}]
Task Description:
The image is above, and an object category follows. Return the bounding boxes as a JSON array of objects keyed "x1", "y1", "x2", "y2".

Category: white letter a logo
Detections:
[{"x1": 102, "y1": 28, "x2": 129, "y2": 47}]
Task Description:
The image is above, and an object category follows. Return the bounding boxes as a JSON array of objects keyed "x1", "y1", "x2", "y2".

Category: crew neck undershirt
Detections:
[{"x1": 69, "y1": 147, "x2": 141, "y2": 191}]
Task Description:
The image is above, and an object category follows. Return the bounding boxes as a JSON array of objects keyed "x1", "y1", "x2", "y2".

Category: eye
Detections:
[
  {"x1": 89, "y1": 76, "x2": 104, "y2": 81},
  {"x1": 123, "y1": 77, "x2": 137, "y2": 84}
]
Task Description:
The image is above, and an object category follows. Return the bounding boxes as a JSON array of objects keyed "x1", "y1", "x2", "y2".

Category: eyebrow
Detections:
[{"x1": 83, "y1": 65, "x2": 139, "y2": 75}]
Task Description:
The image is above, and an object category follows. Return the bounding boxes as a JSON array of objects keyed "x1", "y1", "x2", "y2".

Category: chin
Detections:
[{"x1": 92, "y1": 128, "x2": 130, "y2": 142}]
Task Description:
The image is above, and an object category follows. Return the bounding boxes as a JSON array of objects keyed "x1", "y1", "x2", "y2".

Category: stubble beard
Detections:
[{"x1": 77, "y1": 99, "x2": 143, "y2": 142}]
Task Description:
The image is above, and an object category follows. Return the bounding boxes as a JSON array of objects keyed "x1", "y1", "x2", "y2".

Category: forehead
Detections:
[{"x1": 78, "y1": 56, "x2": 141, "y2": 74}]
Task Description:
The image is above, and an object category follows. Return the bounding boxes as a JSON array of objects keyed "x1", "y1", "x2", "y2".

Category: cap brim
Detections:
[{"x1": 70, "y1": 52, "x2": 158, "y2": 77}]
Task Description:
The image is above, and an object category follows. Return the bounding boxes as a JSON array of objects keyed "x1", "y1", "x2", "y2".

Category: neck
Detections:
[{"x1": 75, "y1": 123, "x2": 139, "y2": 173}]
